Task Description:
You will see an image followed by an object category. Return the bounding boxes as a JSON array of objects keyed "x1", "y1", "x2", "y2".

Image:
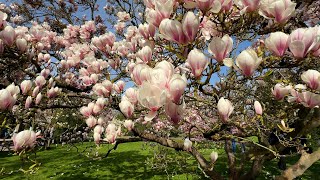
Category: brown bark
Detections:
[
  {"x1": 239, "y1": 155, "x2": 265, "y2": 180},
  {"x1": 276, "y1": 148, "x2": 320, "y2": 180},
  {"x1": 225, "y1": 140, "x2": 237, "y2": 180}
]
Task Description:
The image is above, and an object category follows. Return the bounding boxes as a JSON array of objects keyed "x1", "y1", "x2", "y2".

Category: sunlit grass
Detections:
[{"x1": 0, "y1": 141, "x2": 318, "y2": 179}]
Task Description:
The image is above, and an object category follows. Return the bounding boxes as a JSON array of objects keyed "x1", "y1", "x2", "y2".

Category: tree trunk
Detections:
[{"x1": 276, "y1": 148, "x2": 320, "y2": 180}]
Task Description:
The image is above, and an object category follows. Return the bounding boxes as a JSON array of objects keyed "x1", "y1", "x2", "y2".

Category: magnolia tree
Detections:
[{"x1": 0, "y1": 0, "x2": 320, "y2": 179}]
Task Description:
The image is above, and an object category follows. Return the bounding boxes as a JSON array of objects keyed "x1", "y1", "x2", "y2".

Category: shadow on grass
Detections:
[{"x1": 1, "y1": 143, "x2": 207, "y2": 180}]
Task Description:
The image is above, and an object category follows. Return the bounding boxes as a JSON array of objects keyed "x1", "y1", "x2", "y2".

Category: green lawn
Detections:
[{"x1": 0, "y1": 142, "x2": 319, "y2": 180}]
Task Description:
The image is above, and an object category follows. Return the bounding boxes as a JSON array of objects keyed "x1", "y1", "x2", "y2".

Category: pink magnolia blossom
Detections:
[
  {"x1": 131, "y1": 64, "x2": 152, "y2": 85},
  {"x1": 97, "y1": 117, "x2": 105, "y2": 125},
  {"x1": 6, "y1": 83, "x2": 20, "y2": 96},
  {"x1": 150, "y1": 67, "x2": 172, "y2": 90},
  {"x1": 96, "y1": 98, "x2": 106, "y2": 108},
  {"x1": 0, "y1": 89, "x2": 16, "y2": 110},
  {"x1": 0, "y1": 11, "x2": 7, "y2": 28},
  {"x1": 125, "y1": 88, "x2": 138, "y2": 104},
  {"x1": 93, "y1": 84, "x2": 109, "y2": 97},
  {"x1": 138, "y1": 82, "x2": 167, "y2": 121},
  {"x1": 311, "y1": 28, "x2": 320, "y2": 56},
  {"x1": 159, "y1": 18, "x2": 187, "y2": 44},
  {"x1": 0, "y1": 26, "x2": 15, "y2": 46},
  {"x1": 136, "y1": 46, "x2": 152, "y2": 63},
  {"x1": 254, "y1": 101, "x2": 263, "y2": 115},
  {"x1": 265, "y1": 32, "x2": 289, "y2": 56},
  {"x1": 138, "y1": 23, "x2": 156, "y2": 39},
  {"x1": 35, "y1": 76, "x2": 46, "y2": 88},
  {"x1": 259, "y1": 0, "x2": 296, "y2": 24},
  {"x1": 92, "y1": 104, "x2": 103, "y2": 115},
  {"x1": 119, "y1": 100, "x2": 134, "y2": 118},
  {"x1": 146, "y1": 0, "x2": 174, "y2": 27},
  {"x1": 86, "y1": 116, "x2": 97, "y2": 128},
  {"x1": 182, "y1": 11, "x2": 199, "y2": 42},
  {"x1": 169, "y1": 74, "x2": 187, "y2": 103},
  {"x1": 301, "y1": 70, "x2": 320, "y2": 90},
  {"x1": 299, "y1": 91, "x2": 320, "y2": 108},
  {"x1": 114, "y1": 22, "x2": 126, "y2": 33},
  {"x1": 117, "y1": 11, "x2": 131, "y2": 22},
  {"x1": 288, "y1": 27, "x2": 317, "y2": 58},
  {"x1": 12, "y1": 130, "x2": 37, "y2": 151},
  {"x1": 143, "y1": 0, "x2": 155, "y2": 8},
  {"x1": 16, "y1": 38, "x2": 28, "y2": 52},
  {"x1": 102, "y1": 80, "x2": 113, "y2": 93},
  {"x1": 236, "y1": 49, "x2": 262, "y2": 77},
  {"x1": 217, "y1": 97, "x2": 234, "y2": 122},
  {"x1": 80, "y1": 106, "x2": 92, "y2": 117},
  {"x1": 94, "y1": 125, "x2": 104, "y2": 134},
  {"x1": 20, "y1": 80, "x2": 32, "y2": 95},
  {"x1": 288, "y1": 84, "x2": 306, "y2": 103},
  {"x1": 272, "y1": 83, "x2": 292, "y2": 100},
  {"x1": 186, "y1": 48, "x2": 208, "y2": 78},
  {"x1": 165, "y1": 100, "x2": 185, "y2": 124},
  {"x1": 208, "y1": 34, "x2": 233, "y2": 62},
  {"x1": 124, "y1": 120, "x2": 134, "y2": 131},
  {"x1": 40, "y1": 69, "x2": 50, "y2": 79},
  {"x1": 239, "y1": 0, "x2": 260, "y2": 12},
  {"x1": 47, "y1": 87, "x2": 61, "y2": 98},
  {"x1": 105, "y1": 123, "x2": 118, "y2": 144},
  {"x1": 113, "y1": 80, "x2": 125, "y2": 93}
]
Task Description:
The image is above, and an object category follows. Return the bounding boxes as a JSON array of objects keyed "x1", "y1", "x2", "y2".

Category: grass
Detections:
[{"x1": 0, "y1": 141, "x2": 319, "y2": 180}]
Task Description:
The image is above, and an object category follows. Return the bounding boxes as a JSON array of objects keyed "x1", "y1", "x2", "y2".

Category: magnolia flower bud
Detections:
[
  {"x1": 1, "y1": 26, "x2": 15, "y2": 46},
  {"x1": 124, "y1": 120, "x2": 134, "y2": 131},
  {"x1": 25, "y1": 96, "x2": 32, "y2": 109},
  {"x1": 184, "y1": 138, "x2": 192, "y2": 151},
  {"x1": 35, "y1": 93, "x2": 42, "y2": 105},
  {"x1": 217, "y1": 97, "x2": 234, "y2": 122},
  {"x1": 210, "y1": 151, "x2": 218, "y2": 163},
  {"x1": 32, "y1": 86, "x2": 40, "y2": 97},
  {"x1": 93, "y1": 133, "x2": 101, "y2": 144},
  {"x1": 254, "y1": 101, "x2": 263, "y2": 115},
  {"x1": 20, "y1": 80, "x2": 32, "y2": 95},
  {"x1": 119, "y1": 100, "x2": 134, "y2": 118},
  {"x1": 169, "y1": 74, "x2": 187, "y2": 103}
]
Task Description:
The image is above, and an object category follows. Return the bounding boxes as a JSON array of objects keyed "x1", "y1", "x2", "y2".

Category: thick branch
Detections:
[
  {"x1": 276, "y1": 148, "x2": 320, "y2": 180},
  {"x1": 132, "y1": 128, "x2": 222, "y2": 180}
]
